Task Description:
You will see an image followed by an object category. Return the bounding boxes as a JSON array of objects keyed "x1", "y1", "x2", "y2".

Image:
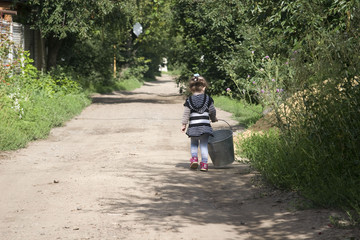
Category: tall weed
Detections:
[
  {"x1": 238, "y1": 30, "x2": 360, "y2": 219},
  {"x1": 0, "y1": 44, "x2": 90, "y2": 150},
  {"x1": 0, "y1": 93, "x2": 89, "y2": 150},
  {"x1": 239, "y1": 77, "x2": 360, "y2": 219}
]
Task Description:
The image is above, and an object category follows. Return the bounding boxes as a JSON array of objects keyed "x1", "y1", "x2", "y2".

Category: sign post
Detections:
[{"x1": 133, "y1": 22, "x2": 143, "y2": 37}]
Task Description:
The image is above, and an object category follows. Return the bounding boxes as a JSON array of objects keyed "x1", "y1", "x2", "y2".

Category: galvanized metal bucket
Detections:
[{"x1": 208, "y1": 120, "x2": 235, "y2": 168}]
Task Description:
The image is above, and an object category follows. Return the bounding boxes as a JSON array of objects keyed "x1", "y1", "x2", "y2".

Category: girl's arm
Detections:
[
  {"x1": 209, "y1": 103, "x2": 218, "y2": 122},
  {"x1": 181, "y1": 107, "x2": 190, "y2": 132}
]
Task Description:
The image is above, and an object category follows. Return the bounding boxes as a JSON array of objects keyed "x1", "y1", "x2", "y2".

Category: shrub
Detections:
[
  {"x1": 0, "y1": 37, "x2": 90, "y2": 150},
  {"x1": 237, "y1": 29, "x2": 360, "y2": 218},
  {"x1": 0, "y1": 29, "x2": 24, "y2": 83},
  {"x1": 238, "y1": 63, "x2": 360, "y2": 219},
  {"x1": 0, "y1": 93, "x2": 89, "y2": 150}
]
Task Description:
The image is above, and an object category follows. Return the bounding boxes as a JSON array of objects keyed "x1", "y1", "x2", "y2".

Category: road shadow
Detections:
[
  {"x1": 91, "y1": 92, "x2": 182, "y2": 105},
  {"x1": 97, "y1": 159, "x2": 358, "y2": 239}
]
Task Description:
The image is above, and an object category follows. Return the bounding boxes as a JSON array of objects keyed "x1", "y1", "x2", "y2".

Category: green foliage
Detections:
[
  {"x1": 235, "y1": 20, "x2": 360, "y2": 216},
  {"x1": 114, "y1": 57, "x2": 151, "y2": 91},
  {"x1": 59, "y1": 35, "x2": 114, "y2": 86},
  {"x1": 84, "y1": 57, "x2": 150, "y2": 94},
  {"x1": 127, "y1": 0, "x2": 174, "y2": 78},
  {"x1": 165, "y1": 66, "x2": 183, "y2": 77},
  {"x1": 0, "y1": 93, "x2": 89, "y2": 150},
  {"x1": 25, "y1": 0, "x2": 114, "y2": 39},
  {"x1": 213, "y1": 95, "x2": 263, "y2": 128},
  {"x1": 122, "y1": 57, "x2": 150, "y2": 80},
  {"x1": 170, "y1": 0, "x2": 252, "y2": 95},
  {"x1": 169, "y1": 0, "x2": 360, "y2": 97},
  {"x1": 227, "y1": 52, "x2": 295, "y2": 105},
  {"x1": 0, "y1": 28, "x2": 24, "y2": 83},
  {"x1": 0, "y1": 44, "x2": 90, "y2": 150},
  {"x1": 201, "y1": 0, "x2": 360, "y2": 219},
  {"x1": 48, "y1": 0, "x2": 172, "y2": 87},
  {"x1": 115, "y1": 76, "x2": 143, "y2": 92},
  {"x1": 238, "y1": 76, "x2": 360, "y2": 217}
]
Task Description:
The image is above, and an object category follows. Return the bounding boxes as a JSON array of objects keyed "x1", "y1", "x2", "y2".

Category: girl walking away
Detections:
[{"x1": 181, "y1": 74, "x2": 218, "y2": 171}]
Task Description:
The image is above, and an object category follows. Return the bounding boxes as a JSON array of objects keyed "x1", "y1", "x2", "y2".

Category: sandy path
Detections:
[{"x1": 0, "y1": 74, "x2": 358, "y2": 240}]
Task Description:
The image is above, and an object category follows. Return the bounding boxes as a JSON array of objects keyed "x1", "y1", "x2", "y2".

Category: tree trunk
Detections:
[
  {"x1": 37, "y1": 30, "x2": 47, "y2": 71},
  {"x1": 46, "y1": 36, "x2": 63, "y2": 71}
]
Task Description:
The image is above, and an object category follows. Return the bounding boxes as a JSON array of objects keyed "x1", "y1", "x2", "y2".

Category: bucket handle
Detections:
[{"x1": 216, "y1": 119, "x2": 233, "y2": 132}]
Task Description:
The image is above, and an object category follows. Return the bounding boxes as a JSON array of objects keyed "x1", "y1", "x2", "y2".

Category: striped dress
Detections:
[{"x1": 182, "y1": 94, "x2": 216, "y2": 137}]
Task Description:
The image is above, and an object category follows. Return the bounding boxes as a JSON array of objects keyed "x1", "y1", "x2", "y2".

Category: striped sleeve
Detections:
[
  {"x1": 208, "y1": 96, "x2": 214, "y2": 105},
  {"x1": 209, "y1": 102, "x2": 217, "y2": 122},
  {"x1": 182, "y1": 106, "x2": 191, "y2": 125}
]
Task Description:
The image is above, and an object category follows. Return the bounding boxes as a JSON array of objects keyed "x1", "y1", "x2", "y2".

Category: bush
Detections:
[
  {"x1": 239, "y1": 76, "x2": 360, "y2": 219},
  {"x1": 0, "y1": 93, "x2": 89, "y2": 150},
  {"x1": 236, "y1": 30, "x2": 360, "y2": 219},
  {"x1": 0, "y1": 49, "x2": 90, "y2": 150},
  {"x1": 111, "y1": 57, "x2": 151, "y2": 91}
]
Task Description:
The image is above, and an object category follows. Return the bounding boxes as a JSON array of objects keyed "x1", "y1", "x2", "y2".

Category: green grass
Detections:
[
  {"x1": 0, "y1": 93, "x2": 90, "y2": 150},
  {"x1": 115, "y1": 77, "x2": 144, "y2": 91},
  {"x1": 92, "y1": 78, "x2": 144, "y2": 94},
  {"x1": 164, "y1": 69, "x2": 182, "y2": 76},
  {"x1": 213, "y1": 95, "x2": 263, "y2": 127},
  {"x1": 94, "y1": 75, "x2": 156, "y2": 94}
]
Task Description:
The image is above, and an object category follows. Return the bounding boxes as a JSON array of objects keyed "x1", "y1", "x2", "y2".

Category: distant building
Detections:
[
  {"x1": 159, "y1": 58, "x2": 168, "y2": 72},
  {"x1": 0, "y1": 0, "x2": 46, "y2": 70}
]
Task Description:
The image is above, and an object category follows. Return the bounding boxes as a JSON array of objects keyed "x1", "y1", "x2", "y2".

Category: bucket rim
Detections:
[{"x1": 209, "y1": 129, "x2": 233, "y2": 144}]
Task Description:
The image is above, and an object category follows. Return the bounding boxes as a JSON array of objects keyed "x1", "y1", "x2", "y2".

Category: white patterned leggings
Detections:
[{"x1": 190, "y1": 134, "x2": 209, "y2": 163}]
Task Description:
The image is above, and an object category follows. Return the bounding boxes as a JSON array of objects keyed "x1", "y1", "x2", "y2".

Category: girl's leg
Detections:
[
  {"x1": 189, "y1": 137, "x2": 199, "y2": 169},
  {"x1": 199, "y1": 134, "x2": 210, "y2": 163},
  {"x1": 190, "y1": 137, "x2": 199, "y2": 158}
]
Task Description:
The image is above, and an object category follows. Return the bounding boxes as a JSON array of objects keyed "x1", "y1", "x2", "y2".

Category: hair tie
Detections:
[{"x1": 193, "y1": 73, "x2": 200, "y2": 81}]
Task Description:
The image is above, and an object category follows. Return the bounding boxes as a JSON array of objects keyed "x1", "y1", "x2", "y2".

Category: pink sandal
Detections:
[
  {"x1": 200, "y1": 162, "x2": 208, "y2": 172},
  {"x1": 190, "y1": 157, "x2": 199, "y2": 169}
]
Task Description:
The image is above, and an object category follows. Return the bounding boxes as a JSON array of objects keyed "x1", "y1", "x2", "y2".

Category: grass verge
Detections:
[
  {"x1": 0, "y1": 93, "x2": 90, "y2": 150},
  {"x1": 93, "y1": 76, "x2": 155, "y2": 94},
  {"x1": 213, "y1": 95, "x2": 263, "y2": 127}
]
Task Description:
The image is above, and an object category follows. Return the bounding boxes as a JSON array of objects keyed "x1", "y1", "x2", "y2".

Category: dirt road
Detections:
[{"x1": 0, "y1": 74, "x2": 358, "y2": 240}]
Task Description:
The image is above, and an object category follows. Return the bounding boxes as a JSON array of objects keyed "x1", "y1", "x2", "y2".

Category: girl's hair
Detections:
[{"x1": 189, "y1": 75, "x2": 208, "y2": 93}]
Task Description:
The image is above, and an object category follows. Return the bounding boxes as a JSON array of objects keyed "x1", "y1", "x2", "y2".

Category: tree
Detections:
[
  {"x1": 52, "y1": 0, "x2": 174, "y2": 86},
  {"x1": 170, "y1": 0, "x2": 254, "y2": 94},
  {"x1": 134, "y1": 0, "x2": 173, "y2": 77},
  {"x1": 24, "y1": 0, "x2": 114, "y2": 70},
  {"x1": 168, "y1": 0, "x2": 360, "y2": 96}
]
